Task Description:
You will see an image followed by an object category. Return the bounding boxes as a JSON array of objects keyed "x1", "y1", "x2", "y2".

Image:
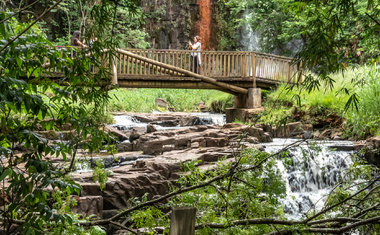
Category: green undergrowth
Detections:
[
  {"x1": 106, "y1": 88, "x2": 234, "y2": 113},
  {"x1": 257, "y1": 65, "x2": 380, "y2": 139},
  {"x1": 123, "y1": 144, "x2": 379, "y2": 234}
]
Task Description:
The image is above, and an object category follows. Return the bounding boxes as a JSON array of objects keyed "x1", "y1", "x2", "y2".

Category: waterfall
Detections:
[
  {"x1": 264, "y1": 139, "x2": 354, "y2": 219},
  {"x1": 240, "y1": 11, "x2": 260, "y2": 51}
]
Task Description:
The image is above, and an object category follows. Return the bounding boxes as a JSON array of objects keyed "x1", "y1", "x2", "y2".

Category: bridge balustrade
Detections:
[
  {"x1": 46, "y1": 47, "x2": 301, "y2": 87},
  {"x1": 115, "y1": 49, "x2": 300, "y2": 83}
]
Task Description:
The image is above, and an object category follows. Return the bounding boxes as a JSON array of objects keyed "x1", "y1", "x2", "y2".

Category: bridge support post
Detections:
[
  {"x1": 226, "y1": 88, "x2": 264, "y2": 123},
  {"x1": 234, "y1": 88, "x2": 261, "y2": 109}
]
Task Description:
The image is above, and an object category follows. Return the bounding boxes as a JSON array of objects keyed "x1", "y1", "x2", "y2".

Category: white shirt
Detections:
[{"x1": 191, "y1": 42, "x2": 202, "y2": 64}]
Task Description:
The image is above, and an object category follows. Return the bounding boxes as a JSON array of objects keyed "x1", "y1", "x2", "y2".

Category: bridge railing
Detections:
[
  {"x1": 46, "y1": 47, "x2": 300, "y2": 85},
  {"x1": 115, "y1": 49, "x2": 300, "y2": 83}
]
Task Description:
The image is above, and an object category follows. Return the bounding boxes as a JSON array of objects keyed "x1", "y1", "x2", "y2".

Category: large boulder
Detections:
[{"x1": 71, "y1": 196, "x2": 103, "y2": 218}]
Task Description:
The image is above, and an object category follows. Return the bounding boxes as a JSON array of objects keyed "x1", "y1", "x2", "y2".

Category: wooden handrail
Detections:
[
  {"x1": 45, "y1": 47, "x2": 301, "y2": 92},
  {"x1": 116, "y1": 48, "x2": 248, "y2": 94},
  {"x1": 115, "y1": 49, "x2": 299, "y2": 83}
]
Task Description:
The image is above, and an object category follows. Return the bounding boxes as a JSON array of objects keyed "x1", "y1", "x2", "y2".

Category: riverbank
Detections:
[{"x1": 252, "y1": 65, "x2": 380, "y2": 140}]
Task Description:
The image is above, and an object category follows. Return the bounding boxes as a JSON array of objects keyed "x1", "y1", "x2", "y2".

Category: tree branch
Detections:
[
  {"x1": 0, "y1": 0, "x2": 66, "y2": 54},
  {"x1": 196, "y1": 218, "x2": 303, "y2": 230},
  {"x1": 304, "y1": 175, "x2": 380, "y2": 223},
  {"x1": 366, "y1": 12, "x2": 380, "y2": 27},
  {"x1": 109, "y1": 221, "x2": 138, "y2": 235},
  {"x1": 0, "y1": 0, "x2": 40, "y2": 24},
  {"x1": 307, "y1": 215, "x2": 380, "y2": 234},
  {"x1": 353, "y1": 202, "x2": 380, "y2": 219}
]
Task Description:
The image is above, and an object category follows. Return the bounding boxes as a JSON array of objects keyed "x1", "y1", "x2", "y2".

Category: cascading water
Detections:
[
  {"x1": 238, "y1": 10, "x2": 302, "y2": 55},
  {"x1": 113, "y1": 112, "x2": 226, "y2": 131},
  {"x1": 264, "y1": 138, "x2": 354, "y2": 219},
  {"x1": 240, "y1": 11, "x2": 260, "y2": 51}
]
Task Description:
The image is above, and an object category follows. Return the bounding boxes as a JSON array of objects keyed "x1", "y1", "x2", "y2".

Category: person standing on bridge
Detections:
[
  {"x1": 188, "y1": 35, "x2": 201, "y2": 74},
  {"x1": 70, "y1": 31, "x2": 86, "y2": 47}
]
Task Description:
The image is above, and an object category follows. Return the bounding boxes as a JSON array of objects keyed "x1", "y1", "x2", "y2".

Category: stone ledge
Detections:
[{"x1": 225, "y1": 107, "x2": 265, "y2": 123}]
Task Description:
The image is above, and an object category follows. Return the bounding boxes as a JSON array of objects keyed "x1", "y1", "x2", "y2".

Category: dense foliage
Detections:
[
  {"x1": 1, "y1": 0, "x2": 379, "y2": 234},
  {"x1": 4, "y1": 0, "x2": 148, "y2": 48},
  {"x1": 0, "y1": 0, "x2": 128, "y2": 233},
  {"x1": 256, "y1": 65, "x2": 380, "y2": 138}
]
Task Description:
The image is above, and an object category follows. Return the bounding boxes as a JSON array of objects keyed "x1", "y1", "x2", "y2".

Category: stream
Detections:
[{"x1": 78, "y1": 112, "x2": 356, "y2": 219}]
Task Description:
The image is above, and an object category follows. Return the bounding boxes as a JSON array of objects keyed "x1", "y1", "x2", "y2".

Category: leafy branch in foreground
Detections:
[
  {"x1": 78, "y1": 139, "x2": 379, "y2": 234},
  {"x1": 0, "y1": 0, "x2": 139, "y2": 233}
]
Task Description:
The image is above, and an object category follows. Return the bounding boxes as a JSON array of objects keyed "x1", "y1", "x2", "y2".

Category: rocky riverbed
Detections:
[{"x1": 39, "y1": 112, "x2": 380, "y2": 219}]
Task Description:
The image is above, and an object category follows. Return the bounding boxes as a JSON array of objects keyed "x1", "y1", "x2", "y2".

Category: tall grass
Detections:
[
  {"x1": 345, "y1": 65, "x2": 380, "y2": 137},
  {"x1": 106, "y1": 88, "x2": 234, "y2": 112},
  {"x1": 262, "y1": 65, "x2": 380, "y2": 138},
  {"x1": 267, "y1": 69, "x2": 358, "y2": 113}
]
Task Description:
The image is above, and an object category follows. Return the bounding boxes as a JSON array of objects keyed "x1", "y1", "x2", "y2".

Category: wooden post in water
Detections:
[{"x1": 169, "y1": 207, "x2": 196, "y2": 235}]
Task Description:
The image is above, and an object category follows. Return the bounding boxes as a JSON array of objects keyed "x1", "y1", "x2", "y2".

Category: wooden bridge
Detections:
[
  {"x1": 48, "y1": 48, "x2": 300, "y2": 120},
  {"x1": 48, "y1": 48, "x2": 300, "y2": 94},
  {"x1": 110, "y1": 49, "x2": 300, "y2": 94}
]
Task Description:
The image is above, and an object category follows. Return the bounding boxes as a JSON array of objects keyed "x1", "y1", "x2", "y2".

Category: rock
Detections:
[
  {"x1": 71, "y1": 196, "x2": 103, "y2": 218},
  {"x1": 151, "y1": 120, "x2": 179, "y2": 127},
  {"x1": 162, "y1": 144, "x2": 175, "y2": 152},
  {"x1": 354, "y1": 136, "x2": 380, "y2": 168},
  {"x1": 302, "y1": 124, "x2": 313, "y2": 132},
  {"x1": 117, "y1": 141, "x2": 133, "y2": 151},
  {"x1": 262, "y1": 132, "x2": 272, "y2": 142},
  {"x1": 191, "y1": 142, "x2": 200, "y2": 148},
  {"x1": 313, "y1": 130, "x2": 320, "y2": 138},
  {"x1": 155, "y1": 98, "x2": 169, "y2": 108},
  {"x1": 223, "y1": 123, "x2": 242, "y2": 129},
  {"x1": 331, "y1": 130, "x2": 343, "y2": 140},
  {"x1": 198, "y1": 101, "x2": 208, "y2": 112},
  {"x1": 105, "y1": 125, "x2": 129, "y2": 141},
  {"x1": 80, "y1": 183, "x2": 102, "y2": 196},
  {"x1": 247, "y1": 127, "x2": 265, "y2": 138},
  {"x1": 191, "y1": 137, "x2": 206, "y2": 147},
  {"x1": 366, "y1": 136, "x2": 380, "y2": 149},
  {"x1": 320, "y1": 129, "x2": 332, "y2": 139},
  {"x1": 129, "y1": 129, "x2": 140, "y2": 142},
  {"x1": 247, "y1": 136, "x2": 259, "y2": 144},
  {"x1": 362, "y1": 149, "x2": 380, "y2": 168},
  {"x1": 179, "y1": 116, "x2": 198, "y2": 126},
  {"x1": 303, "y1": 131, "x2": 313, "y2": 139},
  {"x1": 102, "y1": 209, "x2": 118, "y2": 219},
  {"x1": 146, "y1": 124, "x2": 157, "y2": 133},
  {"x1": 205, "y1": 137, "x2": 227, "y2": 147},
  {"x1": 133, "y1": 115, "x2": 153, "y2": 123},
  {"x1": 276, "y1": 122, "x2": 304, "y2": 138}
]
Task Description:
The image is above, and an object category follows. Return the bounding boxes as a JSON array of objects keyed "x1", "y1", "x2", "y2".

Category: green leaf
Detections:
[{"x1": 0, "y1": 168, "x2": 10, "y2": 181}]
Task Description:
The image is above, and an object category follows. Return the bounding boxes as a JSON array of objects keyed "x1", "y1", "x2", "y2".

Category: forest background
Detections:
[{"x1": 0, "y1": 0, "x2": 379, "y2": 234}]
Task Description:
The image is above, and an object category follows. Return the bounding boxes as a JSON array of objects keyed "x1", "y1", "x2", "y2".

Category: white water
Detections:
[
  {"x1": 264, "y1": 138, "x2": 354, "y2": 219},
  {"x1": 112, "y1": 113, "x2": 226, "y2": 130},
  {"x1": 189, "y1": 112, "x2": 226, "y2": 126},
  {"x1": 240, "y1": 11, "x2": 260, "y2": 51},
  {"x1": 113, "y1": 115, "x2": 148, "y2": 129}
]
